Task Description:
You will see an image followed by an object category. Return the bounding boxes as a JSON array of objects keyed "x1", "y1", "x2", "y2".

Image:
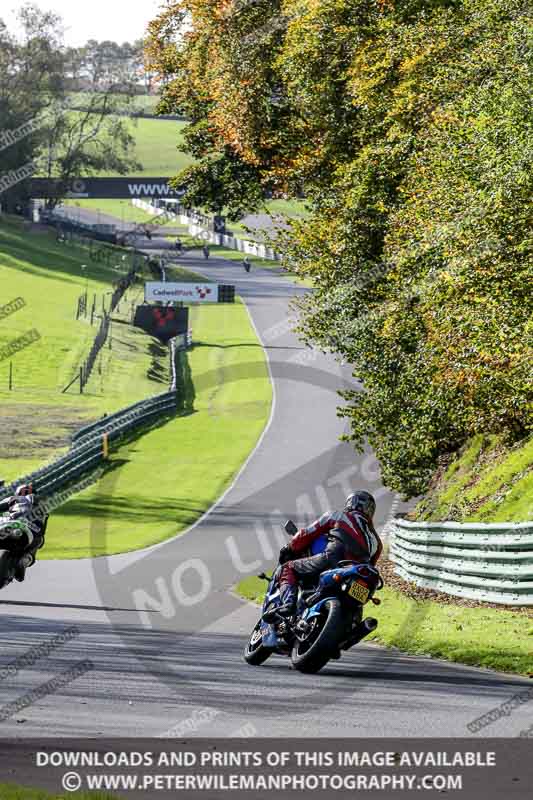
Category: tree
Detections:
[
  {"x1": 146, "y1": 0, "x2": 533, "y2": 496},
  {"x1": 39, "y1": 94, "x2": 141, "y2": 209},
  {"x1": 0, "y1": 4, "x2": 65, "y2": 186},
  {"x1": 0, "y1": 4, "x2": 142, "y2": 211},
  {"x1": 145, "y1": 0, "x2": 289, "y2": 217}
]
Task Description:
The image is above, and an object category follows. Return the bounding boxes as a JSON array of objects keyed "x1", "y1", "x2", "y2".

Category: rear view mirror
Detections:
[{"x1": 284, "y1": 520, "x2": 298, "y2": 536}]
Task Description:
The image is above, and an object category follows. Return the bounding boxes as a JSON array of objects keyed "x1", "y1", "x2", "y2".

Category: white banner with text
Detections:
[{"x1": 145, "y1": 283, "x2": 219, "y2": 304}]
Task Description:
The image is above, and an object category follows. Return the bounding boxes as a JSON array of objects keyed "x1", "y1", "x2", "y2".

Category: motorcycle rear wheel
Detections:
[
  {"x1": 291, "y1": 598, "x2": 343, "y2": 674},
  {"x1": 244, "y1": 621, "x2": 272, "y2": 666}
]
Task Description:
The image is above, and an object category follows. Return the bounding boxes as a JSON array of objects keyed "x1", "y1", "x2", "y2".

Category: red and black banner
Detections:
[{"x1": 133, "y1": 305, "x2": 189, "y2": 344}]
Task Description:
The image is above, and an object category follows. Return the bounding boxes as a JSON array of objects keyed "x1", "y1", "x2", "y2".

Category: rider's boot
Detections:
[
  {"x1": 276, "y1": 585, "x2": 298, "y2": 618},
  {"x1": 262, "y1": 585, "x2": 297, "y2": 623}
]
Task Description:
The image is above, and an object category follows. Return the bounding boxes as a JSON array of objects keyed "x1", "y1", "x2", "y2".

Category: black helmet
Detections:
[{"x1": 345, "y1": 491, "x2": 376, "y2": 520}]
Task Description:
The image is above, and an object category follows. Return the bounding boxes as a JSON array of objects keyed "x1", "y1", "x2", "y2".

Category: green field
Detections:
[
  {"x1": 0, "y1": 217, "x2": 201, "y2": 480},
  {"x1": 64, "y1": 115, "x2": 192, "y2": 178},
  {"x1": 129, "y1": 117, "x2": 192, "y2": 177},
  {"x1": 42, "y1": 298, "x2": 272, "y2": 558},
  {"x1": 41, "y1": 113, "x2": 191, "y2": 183},
  {"x1": 237, "y1": 576, "x2": 533, "y2": 676}
]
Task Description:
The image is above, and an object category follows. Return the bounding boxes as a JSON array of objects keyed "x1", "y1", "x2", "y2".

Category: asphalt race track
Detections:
[{"x1": 0, "y1": 225, "x2": 530, "y2": 740}]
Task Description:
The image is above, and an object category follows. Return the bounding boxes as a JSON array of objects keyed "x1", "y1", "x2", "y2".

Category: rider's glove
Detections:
[{"x1": 278, "y1": 544, "x2": 293, "y2": 564}]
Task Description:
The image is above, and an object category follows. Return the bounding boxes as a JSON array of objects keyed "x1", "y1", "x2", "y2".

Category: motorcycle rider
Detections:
[
  {"x1": 0, "y1": 484, "x2": 48, "y2": 582},
  {"x1": 271, "y1": 491, "x2": 382, "y2": 618}
]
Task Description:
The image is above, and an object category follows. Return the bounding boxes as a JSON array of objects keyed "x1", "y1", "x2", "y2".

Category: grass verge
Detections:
[
  {"x1": 236, "y1": 576, "x2": 533, "y2": 676},
  {"x1": 42, "y1": 298, "x2": 272, "y2": 558},
  {"x1": 0, "y1": 785, "x2": 114, "y2": 800},
  {"x1": 414, "y1": 434, "x2": 533, "y2": 522}
]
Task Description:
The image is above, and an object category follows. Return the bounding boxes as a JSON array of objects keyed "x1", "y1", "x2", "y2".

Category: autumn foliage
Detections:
[{"x1": 147, "y1": 0, "x2": 532, "y2": 496}]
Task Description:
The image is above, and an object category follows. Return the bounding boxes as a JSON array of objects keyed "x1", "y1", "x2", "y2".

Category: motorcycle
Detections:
[
  {"x1": 0, "y1": 518, "x2": 36, "y2": 589},
  {"x1": 0, "y1": 488, "x2": 47, "y2": 590},
  {"x1": 244, "y1": 520, "x2": 383, "y2": 674}
]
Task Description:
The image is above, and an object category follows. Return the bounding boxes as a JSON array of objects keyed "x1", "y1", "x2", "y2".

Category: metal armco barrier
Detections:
[
  {"x1": 0, "y1": 391, "x2": 178, "y2": 500},
  {"x1": 390, "y1": 518, "x2": 533, "y2": 606}
]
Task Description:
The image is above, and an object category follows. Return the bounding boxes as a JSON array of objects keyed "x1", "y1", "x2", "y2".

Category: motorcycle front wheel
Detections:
[
  {"x1": 243, "y1": 620, "x2": 272, "y2": 666},
  {"x1": 291, "y1": 598, "x2": 343, "y2": 674}
]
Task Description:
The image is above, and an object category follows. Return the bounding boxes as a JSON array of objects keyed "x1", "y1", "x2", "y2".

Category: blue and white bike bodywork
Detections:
[{"x1": 244, "y1": 523, "x2": 383, "y2": 674}]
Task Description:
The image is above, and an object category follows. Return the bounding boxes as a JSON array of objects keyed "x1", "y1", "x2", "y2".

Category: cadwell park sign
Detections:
[
  {"x1": 145, "y1": 282, "x2": 220, "y2": 304},
  {"x1": 144, "y1": 282, "x2": 236, "y2": 305}
]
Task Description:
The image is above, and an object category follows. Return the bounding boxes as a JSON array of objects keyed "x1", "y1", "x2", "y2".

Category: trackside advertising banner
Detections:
[
  {"x1": 29, "y1": 177, "x2": 186, "y2": 199},
  {"x1": 145, "y1": 282, "x2": 220, "y2": 304}
]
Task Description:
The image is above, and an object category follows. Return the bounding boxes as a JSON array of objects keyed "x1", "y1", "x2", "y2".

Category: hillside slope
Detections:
[
  {"x1": 413, "y1": 434, "x2": 532, "y2": 522},
  {"x1": 0, "y1": 217, "x2": 169, "y2": 479}
]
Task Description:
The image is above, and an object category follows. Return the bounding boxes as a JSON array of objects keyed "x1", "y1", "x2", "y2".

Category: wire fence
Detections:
[
  {"x1": 35, "y1": 214, "x2": 147, "y2": 395},
  {"x1": 63, "y1": 264, "x2": 140, "y2": 394}
]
